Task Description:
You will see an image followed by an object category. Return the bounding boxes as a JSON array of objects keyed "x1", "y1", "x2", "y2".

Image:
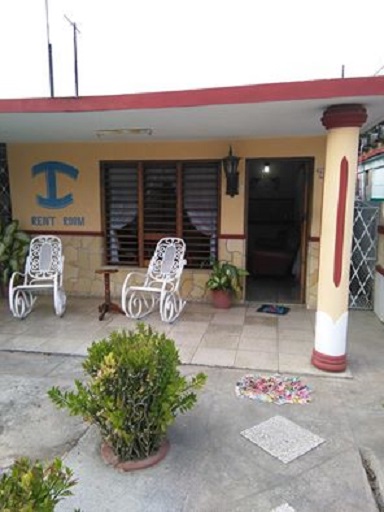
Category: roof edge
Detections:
[{"x1": 1, "y1": 76, "x2": 384, "y2": 114}]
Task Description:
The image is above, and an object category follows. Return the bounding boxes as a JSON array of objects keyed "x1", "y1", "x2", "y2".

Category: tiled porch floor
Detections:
[{"x1": 1, "y1": 295, "x2": 381, "y2": 377}]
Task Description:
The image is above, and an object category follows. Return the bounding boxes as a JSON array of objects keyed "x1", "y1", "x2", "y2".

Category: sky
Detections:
[{"x1": 1, "y1": 0, "x2": 384, "y2": 99}]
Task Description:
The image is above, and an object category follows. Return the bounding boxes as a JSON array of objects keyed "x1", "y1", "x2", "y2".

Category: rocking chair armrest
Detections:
[
  {"x1": 122, "y1": 271, "x2": 147, "y2": 288},
  {"x1": 9, "y1": 271, "x2": 26, "y2": 288}
]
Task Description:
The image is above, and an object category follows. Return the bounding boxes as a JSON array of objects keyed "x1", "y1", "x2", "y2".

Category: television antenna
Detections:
[
  {"x1": 64, "y1": 15, "x2": 80, "y2": 96},
  {"x1": 373, "y1": 63, "x2": 384, "y2": 76},
  {"x1": 44, "y1": 0, "x2": 54, "y2": 97}
]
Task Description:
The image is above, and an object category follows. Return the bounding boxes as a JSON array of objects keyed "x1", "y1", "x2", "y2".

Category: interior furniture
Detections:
[
  {"x1": 121, "y1": 237, "x2": 187, "y2": 323},
  {"x1": 9, "y1": 235, "x2": 66, "y2": 319},
  {"x1": 250, "y1": 248, "x2": 295, "y2": 276}
]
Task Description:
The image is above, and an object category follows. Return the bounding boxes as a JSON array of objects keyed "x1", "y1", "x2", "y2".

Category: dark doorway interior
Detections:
[{"x1": 246, "y1": 158, "x2": 312, "y2": 303}]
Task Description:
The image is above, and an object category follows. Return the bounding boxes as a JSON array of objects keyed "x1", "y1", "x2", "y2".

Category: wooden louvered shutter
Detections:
[
  {"x1": 102, "y1": 165, "x2": 139, "y2": 265},
  {"x1": 182, "y1": 163, "x2": 219, "y2": 268},
  {"x1": 142, "y1": 164, "x2": 178, "y2": 262}
]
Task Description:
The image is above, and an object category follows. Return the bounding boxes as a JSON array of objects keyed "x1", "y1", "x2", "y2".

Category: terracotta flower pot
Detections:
[
  {"x1": 211, "y1": 289, "x2": 232, "y2": 309},
  {"x1": 101, "y1": 439, "x2": 170, "y2": 471}
]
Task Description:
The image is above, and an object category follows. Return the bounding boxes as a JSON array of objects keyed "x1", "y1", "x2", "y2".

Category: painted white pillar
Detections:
[{"x1": 312, "y1": 105, "x2": 367, "y2": 372}]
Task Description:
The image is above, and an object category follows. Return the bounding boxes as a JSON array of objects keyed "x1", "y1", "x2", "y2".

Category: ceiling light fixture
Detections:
[
  {"x1": 262, "y1": 162, "x2": 270, "y2": 174},
  {"x1": 95, "y1": 128, "x2": 153, "y2": 138}
]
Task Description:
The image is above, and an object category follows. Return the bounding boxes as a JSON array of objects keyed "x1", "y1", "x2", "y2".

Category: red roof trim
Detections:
[{"x1": 1, "y1": 77, "x2": 384, "y2": 114}]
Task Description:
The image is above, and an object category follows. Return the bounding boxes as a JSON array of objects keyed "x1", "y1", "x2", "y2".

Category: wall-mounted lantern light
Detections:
[{"x1": 222, "y1": 146, "x2": 240, "y2": 197}]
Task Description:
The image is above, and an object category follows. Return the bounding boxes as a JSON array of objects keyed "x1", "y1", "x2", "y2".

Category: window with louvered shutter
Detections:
[
  {"x1": 0, "y1": 144, "x2": 12, "y2": 224},
  {"x1": 143, "y1": 164, "x2": 178, "y2": 261},
  {"x1": 183, "y1": 163, "x2": 219, "y2": 268},
  {"x1": 101, "y1": 161, "x2": 220, "y2": 268},
  {"x1": 102, "y1": 165, "x2": 139, "y2": 265}
]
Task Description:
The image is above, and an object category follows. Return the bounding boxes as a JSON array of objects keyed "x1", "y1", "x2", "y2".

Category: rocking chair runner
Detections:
[
  {"x1": 121, "y1": 237, "x2": 187, "y2": 323},
  {"x1": 9, "y1": 235, "x2": 66, "y2": 319}
]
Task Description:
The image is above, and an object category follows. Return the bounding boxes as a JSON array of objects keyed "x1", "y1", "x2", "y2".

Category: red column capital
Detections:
[{"x1": 321, "y1": 104, "x2": 367, "y2": 130}]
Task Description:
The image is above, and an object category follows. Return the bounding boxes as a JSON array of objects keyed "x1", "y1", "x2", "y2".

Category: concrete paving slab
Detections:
[
  {"x1": 0, "y1": 372, "x2": 87, "y2": 465},
  {"x1": 240, "y1": 415, "x2": 325, "y2": 464},
  {"x1": 0, "y1": 297, "x2": 384, "y2": 511},
  {"x1": 53, "y1": 365, "x2": 379, "y2": 512}
]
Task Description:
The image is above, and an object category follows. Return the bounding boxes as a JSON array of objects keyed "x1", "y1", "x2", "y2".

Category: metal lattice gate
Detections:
[
  {"x1": 0, "y1": 143, "x2": 12, "y2": 224},
  {"x1": 349, "y1": 200, "x2": 379, "y2": 310}
]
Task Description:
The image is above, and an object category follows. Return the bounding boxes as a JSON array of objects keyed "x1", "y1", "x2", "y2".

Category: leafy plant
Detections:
[
  {"x1": 0, "y1": 219, "x2": 30, "y2": 295},
  {"x1": 205, "y1": 260, "x2": 248, "y2": 296},
  {"x1": 0, "y1": 457, "x2": 78, "y2": 512},
  {"x1": 49, "y1": 324, "x2": 207, "y2": 462}
]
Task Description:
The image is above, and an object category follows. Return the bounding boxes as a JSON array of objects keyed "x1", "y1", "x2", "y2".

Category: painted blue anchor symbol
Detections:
[{"x1": 32, "y1": 161, "x2": 79, "y2": 209}]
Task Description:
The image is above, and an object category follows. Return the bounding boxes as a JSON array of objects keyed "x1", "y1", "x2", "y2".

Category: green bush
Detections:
[
  {"x1": 0, "y1": 457, "x2": 77, "y2": 512},
  {"x1": 49, "y1": 323, "x2": 207, "y2": 462}
]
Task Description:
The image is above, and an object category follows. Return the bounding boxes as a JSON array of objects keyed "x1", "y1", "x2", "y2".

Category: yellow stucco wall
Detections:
[{"x1": 8, "y1": 136, "x2": 326, "y2": 305}]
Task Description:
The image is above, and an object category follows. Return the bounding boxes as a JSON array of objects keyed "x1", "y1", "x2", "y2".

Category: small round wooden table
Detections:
[{"x1": 95, "y1": 267, "x2": 123, "y2": 321}]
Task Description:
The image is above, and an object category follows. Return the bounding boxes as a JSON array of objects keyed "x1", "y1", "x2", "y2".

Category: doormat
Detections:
[
  {"x1": 257, "y1": 304, "x2": 290, "y2": 315},
  {"x1": 235, "y1": 374, "x2": 312, "y2": 405}
]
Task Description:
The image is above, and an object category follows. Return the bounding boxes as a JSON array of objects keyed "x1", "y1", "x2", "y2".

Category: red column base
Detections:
[{"x1": 311, "y1": 349, "x2": 347, "y2": 372}]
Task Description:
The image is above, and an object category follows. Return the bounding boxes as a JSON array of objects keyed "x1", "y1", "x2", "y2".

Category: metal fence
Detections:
[{"x1": 349, "y1": 200, "x2": 379, "y2": 310}]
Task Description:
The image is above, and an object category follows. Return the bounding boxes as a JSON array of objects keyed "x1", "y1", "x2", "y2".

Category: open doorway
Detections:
[{"x1": 245, "y1": 158, "x2": 313, "y2": 304}]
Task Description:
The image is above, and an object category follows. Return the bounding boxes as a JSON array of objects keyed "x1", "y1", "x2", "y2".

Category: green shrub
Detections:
[
  {"x1": 0, "y1": 457, "x2": 77, "y2": 512},
  {"x1": 49, "y1": 323, "x2": 207, "y2": 462}
]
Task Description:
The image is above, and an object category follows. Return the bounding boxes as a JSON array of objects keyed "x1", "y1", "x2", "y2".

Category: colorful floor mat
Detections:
[
  {"x1": 257, "y1": 304, "x2": 290, "y2": 315},
  {"x1": 235, "y1": 374, "x2": 312, "y2": 405}
]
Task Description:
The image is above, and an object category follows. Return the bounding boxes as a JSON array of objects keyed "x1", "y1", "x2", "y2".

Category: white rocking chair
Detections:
[
  {"x1": 9, "y1": 235, "x2": 66, "y2": 319},
  {"x1": 121, "y1": 237, "x2": 187, "y2": 323}
]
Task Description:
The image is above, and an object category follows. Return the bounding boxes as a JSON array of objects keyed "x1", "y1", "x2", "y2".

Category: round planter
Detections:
[
  {"x1": 101, "y1": 439, "x2": 170, "y2": 471},
  {"x1": 211, "y1": 289, "x2": 232, "y2": 309}
]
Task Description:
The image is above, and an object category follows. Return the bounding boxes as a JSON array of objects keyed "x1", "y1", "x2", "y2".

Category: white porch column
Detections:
[{"x1": 312, "y1": 104, "x2": 367, "y2": 372}]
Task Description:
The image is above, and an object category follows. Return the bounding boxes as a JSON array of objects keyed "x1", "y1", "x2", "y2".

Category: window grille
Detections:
[
  {"x1": 0, "y1": 144, "x2": 12, "y2": 224},
  {"x1": 101, "y1": 161, "x2": 219, "y2": 268},
  {"x1": 102, "y1": 165, "x2": 138, "y2": 265},
  {"x1": 183, "y1": 164, "x2": 218, "y2": 267}
]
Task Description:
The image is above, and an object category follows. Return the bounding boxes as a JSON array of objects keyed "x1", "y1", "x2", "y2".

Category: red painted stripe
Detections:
[
  {"x1": 1, "y1": 77, "x2": 384, "y2": 114},
  {"x1": 218, "y1": 234, "x2": 246, "y2": 239},
  {"x1": 333, "y1": 157, "x2": 348, "y2": 287},
  {"x1": 25, "y1": 230, "x2": 103, "y2": 237},
  {"x1": 376, "y1": 265, "x2": 384, "y2": 277}
]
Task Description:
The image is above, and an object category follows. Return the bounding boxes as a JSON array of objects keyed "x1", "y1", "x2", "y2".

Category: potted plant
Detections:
[
  {"x1": 0, "y1": 457, "x2": 78, "y2": 511},
  {"x1": 0, "y1": 219, "x2": 30, "y2": 298},
  {"x1": 206, "y1": 260, "x2": 248, "y2": 309},
  {"x1": 48, "y1": 323, "x2": 207, "y2": 471}
]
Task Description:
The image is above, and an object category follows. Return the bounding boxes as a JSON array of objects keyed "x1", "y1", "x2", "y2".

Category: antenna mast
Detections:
[
  {"x1": 64, "y1": 15, "x2": 80, "y2": 97},
  {"x1": 45, "y1": 0, "x2": 54, "y2": 97}
]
